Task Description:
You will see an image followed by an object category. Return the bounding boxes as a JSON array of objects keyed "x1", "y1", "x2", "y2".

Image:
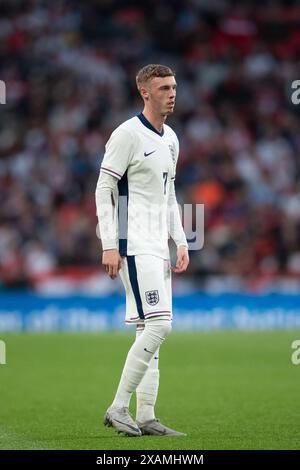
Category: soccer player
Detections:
[{"x1": 95, "y1": 64, "x2": 189, "y2": 437}]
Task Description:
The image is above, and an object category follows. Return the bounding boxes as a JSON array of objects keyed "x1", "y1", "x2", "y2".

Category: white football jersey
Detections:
[{"x1": 100, "y1": 113, "x2": 179, "y2": 259}]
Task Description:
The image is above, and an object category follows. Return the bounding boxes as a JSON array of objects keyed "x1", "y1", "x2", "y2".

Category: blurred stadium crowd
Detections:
[{"x1": 0, "y1": 0, "x2": 300, "y2": 292}]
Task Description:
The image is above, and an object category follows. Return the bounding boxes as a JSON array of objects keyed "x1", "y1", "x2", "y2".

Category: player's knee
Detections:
[
  {"x1": 159, "y1": 320, "x2": 172, "y2": 339},
  {"x1": 146, "y1": 319, "x2": 172, "y2": 342}
]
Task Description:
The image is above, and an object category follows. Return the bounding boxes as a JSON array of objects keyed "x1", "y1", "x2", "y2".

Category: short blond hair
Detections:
[{"x1": 136, "y1": 64, "x2": 175, "y2": 91}]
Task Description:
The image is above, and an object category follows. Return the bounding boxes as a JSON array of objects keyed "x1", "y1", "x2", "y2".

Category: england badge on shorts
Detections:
[{"x1": 145, "y1": 290, "x2": 159, "y2": 306}]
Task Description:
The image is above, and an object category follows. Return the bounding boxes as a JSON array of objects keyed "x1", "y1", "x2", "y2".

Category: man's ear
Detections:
[{"x1": 140, "y1": 86, "x2": 149, "y2": 101}]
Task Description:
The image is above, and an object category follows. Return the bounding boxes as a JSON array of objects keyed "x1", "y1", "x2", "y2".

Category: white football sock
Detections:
[
  {"x1": 136, "y1": 325, "x2": 160, "y2": 423},
  {"x1": 111, "y1": 319, "x2": 171, "y2": 409}
]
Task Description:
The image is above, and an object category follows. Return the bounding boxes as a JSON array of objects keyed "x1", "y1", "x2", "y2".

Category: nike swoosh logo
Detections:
[
  {"x1": 144, "y1": 150, "x2": 156, "y2": 157},
  {"x1": 113, "y1": 418, "x2": 139, "y2": 432},
  {"x1": 144, "y1": 347, "x2": 154, "y2": 354}
]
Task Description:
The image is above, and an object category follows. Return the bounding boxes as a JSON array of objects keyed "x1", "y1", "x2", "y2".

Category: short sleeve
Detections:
[{"x1": 100, "y1": 128, "x2": 134, "y2": 180}]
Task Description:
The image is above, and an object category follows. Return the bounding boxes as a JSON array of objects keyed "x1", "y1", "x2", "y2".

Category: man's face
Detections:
[{"x1": 143, "y1": 76, "x2": 177, "y2": 116}]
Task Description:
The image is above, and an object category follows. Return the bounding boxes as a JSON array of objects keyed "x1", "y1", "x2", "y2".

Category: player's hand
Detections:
[
  {"x1": 172, "y1": 245, "x2": 189, "y2": 273},
  {"x1": 102, "y1": 249, "x2": 122, "y2": 279}
]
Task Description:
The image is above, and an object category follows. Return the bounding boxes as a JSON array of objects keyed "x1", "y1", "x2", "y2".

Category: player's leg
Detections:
[
  {"x1": 110, "y1": 317, "x2": 171, "y2": 409},
  {"x1": 135, "y1": 259, "x2": 186, "y2": 436},
  {"x1": 104, "y1": 255, "x2": 173, "y2": 437},
  {"x1": 105, "y1": 317, "x2": 172, "y2": 436},
  {"x1": 136, "y1": 256, "x2": 170, "y2": 425},
  {"x1": 126, "y1": 254, "x2": 169, "y2": 424},
  {"x1": 135, "y1": 324, "x2": 160, "y2": 423},
  {"x1": 135, "y1": 257, "x2": 171, "y2": 423}
]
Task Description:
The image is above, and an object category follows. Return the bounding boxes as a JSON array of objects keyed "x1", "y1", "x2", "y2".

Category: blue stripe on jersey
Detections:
[
  {"x1": 118, "y1": 170, "x2": 128, "y2": 256},
  {"x1": 137, "y1": 112, "x2": 164, "y2": 137},
  {"x1": 127, "y1": 256, "x2": 145, "y2": 320}
]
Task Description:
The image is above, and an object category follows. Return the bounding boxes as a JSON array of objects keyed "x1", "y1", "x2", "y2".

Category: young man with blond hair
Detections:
[{"x1": 95, "y1": 64, "x2": 189, "y2": 437}]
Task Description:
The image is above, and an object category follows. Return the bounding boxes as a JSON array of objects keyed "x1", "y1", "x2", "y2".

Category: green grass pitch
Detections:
[{"x1": 0, "y1": 331, "x2": 300, "y2": 450}]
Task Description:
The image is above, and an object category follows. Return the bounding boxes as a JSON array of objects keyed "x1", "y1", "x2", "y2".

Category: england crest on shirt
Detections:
[{"x1": 145, "y1": 290, "x2": 159, "y2": 306}]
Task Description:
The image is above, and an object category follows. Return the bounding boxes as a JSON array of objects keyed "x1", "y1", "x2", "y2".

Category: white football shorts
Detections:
[{"x1": 119, "y1": 254, "x2": 172, "y2": 324}]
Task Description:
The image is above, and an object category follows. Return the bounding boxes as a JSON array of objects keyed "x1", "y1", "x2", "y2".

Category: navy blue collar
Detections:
[{"x1": 137, "y1": 113, "x2": 164, "y2": 137}]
